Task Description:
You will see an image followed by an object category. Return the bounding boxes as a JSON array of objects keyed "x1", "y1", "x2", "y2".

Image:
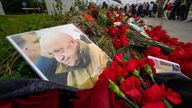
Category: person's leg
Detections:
[
  {"x1": 180, "y1": 5, "x2": 186, "y2": 20},
  {"x1": 169, "y1": 7, "x2": 176, "y2": 20},
  {"x1": 149, "y1": 10, "x2": 152, "y2": 17},
  {"x1": 158, "y1": 9, "x2": 163, "y2": 18},
  {"x1": 164, "y1": 10, "x2": 167, "y2": 18},
  {"x1": 167, "y1": 10, "x2": 171, "y2": 19},
  {"x1": 177, "y1": 6, "x2": 181, "y2": 20},
  {"x1": 184, "y1": 3, "x2": 191, "y2": 20},
  {"x1": 168, "y1": 9, "x2": 173, "y2": 19},
  {"x1": 180, "y1": 5, "x2": 184, "y2": 20}
]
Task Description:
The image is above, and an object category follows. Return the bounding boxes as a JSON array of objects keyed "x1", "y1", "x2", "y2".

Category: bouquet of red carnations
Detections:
[
  {"x1": 105, "y1": 53, "x2": 181, "y2": 108},
  {"x1": 71, "y1": 53, "x2": 182, "y2": 108}
]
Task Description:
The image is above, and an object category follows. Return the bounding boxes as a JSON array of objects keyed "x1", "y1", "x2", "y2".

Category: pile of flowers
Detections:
[
  {"x1": 101, "y1": 54, "x2": 181, "y2": 108},
  {"x1": 72, "y1": 2, "x2": 192, "y2": 108},
  {"x1": 89, "y1": 3, "x2": 192, "y2": 80},
  {"x1": 72, "y1": 54, "x2": 182, "y2": 108},
  {"x1": 144, "y1": 26, "x2": 192, "y2": 78}
]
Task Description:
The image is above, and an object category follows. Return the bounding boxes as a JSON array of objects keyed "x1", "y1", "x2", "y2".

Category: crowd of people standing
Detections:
[
  {"x1": 122, "y1": 0, "x2": 191, "y2": 21},
  {"x1": 123, "y1": 1, "x2": 161, "y2": 18},
  {"x1": 164, "y1": 0, "x2": 192, "y2": 20}
]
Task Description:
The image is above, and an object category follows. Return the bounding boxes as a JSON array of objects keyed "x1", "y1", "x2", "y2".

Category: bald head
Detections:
[
  {"x1": 39, "y1": 31, "x2": 80, "y2": 66},
  {"x1": 39, "y1": 32, "x2": 74, "y2": 56}
]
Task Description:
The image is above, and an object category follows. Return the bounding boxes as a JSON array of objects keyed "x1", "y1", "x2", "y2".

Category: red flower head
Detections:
[
  {"x1": 91, "y1": 10, "x2": 99, "y2": 17},
  {"x1": 140, "y1": 57, "x2": 155, "y2": 68},
  {"x1": 106, "y1": 12, "x2": 111, "y2": 19},
  {"x1": 145, "y1": 25, "x2": 179, "y2": 46},
  {"x1": 113, "y1": 15, "x2": 121, "y2": 22},
  {"x1": 113, "y1": 36, "x2": 122, "y2": 49},
  {"x1": 144, "y1": 46, "x2": 168, "y2": 60},
  {"x1": 153, "y1": 26, "x2": 162, "y2": 31},
  {"x1": 141, "y1": 22, "x2": 145, "y2": 26},
  {"x1": 121, "y1": 25, "x2": 130, "y2": 33},
  {"x1": 131, "y1": 52, "x2": 137, "y2": 59},
  {"x1": 114, "y1": 53, "x2": 123, "y2": 62},
  {"x1": 168, "y1": 46, "x2": 186, "y2": 63},
  {"x1": 181, "y1": 63, "x2": 192, "y2": 79},
  {"x1": 97, "y1": 64, "x2": 118, "y2": 85},
  {"x1": 142, "y1": 84, "x2": 181, "y2": 108},
  {"x1": 133, "y1": 16, "x2": 140, "y2": 21},
  {"x1": 102, "y1": 1, "x2": 108, "y2": 8},
  {"x1": 125, "y1": 59, "x2": 139, "y2": 72},
  {"x1": 120, "y1": 76, "x2": 143, "y2": 104},
  {"x1": 108, "y1": 26, "x2": 120, "y2": 37},
  {"x1": 120, "y1": 33, "x2": 129, "y2": 46}
]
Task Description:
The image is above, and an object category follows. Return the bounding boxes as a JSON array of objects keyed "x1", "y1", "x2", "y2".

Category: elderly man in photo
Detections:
[{"x1": 38, "y1": 31, "x2": 110, "y2": 89}]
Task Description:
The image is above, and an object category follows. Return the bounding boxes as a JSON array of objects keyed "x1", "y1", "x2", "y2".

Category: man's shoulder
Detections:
[{"x1": 88, "y1": 43, "x2": 102, "y2": 51}]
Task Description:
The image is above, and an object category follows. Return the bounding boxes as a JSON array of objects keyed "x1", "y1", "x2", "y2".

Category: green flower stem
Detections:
[
  {"x1": 98, "y1": 35, "x2": 105, "y2": 45},
  {"x1": 125, "y1": 98, "x2": 140, "y2": 108},
  {"x1": 112, "y1": 45, "x2": 117, "y2": 56},
  {"x1": 133, "y1": 69, "x2": 148, "y2": 89},
  {"x1": 118, "y1": 76, "x2": 124, "y2": 84},
  {"x1": 144, "y1": 65, "x2": 156, "y2": 84},
  {"x1": 122, "y1": 57, "x2": 127, "y2": 62},
  {"x1": 124, "y1": 99, "x2": 134, "y2": 108},
  {"x1": 138, "y1": 76, "x2": 148, "y2": 89},
  {"x1": 125, "y1": 30, "x2": 174, "y2": 53},
  {"x1": 109, "y1": 80, "x2": 140, "y2": 108},
  {"x1": 149, "y1": 74, "x2": 156, "y2": 84},
  {"x1": 162, "y1": 98, "x2": 173, "y2": 108}
]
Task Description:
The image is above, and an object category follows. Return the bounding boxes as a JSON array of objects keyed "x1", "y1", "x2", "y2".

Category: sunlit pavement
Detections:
[{"x1": 143, "y1": 11, "x2": 192, "y2": 42}]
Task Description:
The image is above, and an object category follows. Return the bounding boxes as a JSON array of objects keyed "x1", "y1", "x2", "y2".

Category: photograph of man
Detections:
[{"x1": 38, "y1": 31, "x2": 111, "y2": 89}]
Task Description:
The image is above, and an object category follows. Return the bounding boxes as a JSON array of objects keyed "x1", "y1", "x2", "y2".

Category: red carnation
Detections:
[
  {"x1": 113, "y1": 15, "x2": 121, "y2": 22},
  {"x1": 144, "y1": 46, "x2": 168, "y2": 60},
  {"x1": 120, "y1": 33, "x2": 129, "y2": 46},
  {"x1": 106, "y1": 12, "x2": 111, "y2": 19},
  {"x1": 121, "y1": 25, "x2": 130, "y2": 33},
  {"x1": 139, "y1": 57, "x2": 155, "y2": 68},
  {"x1": 113, "y1": 36, "x2": 121, "y2": 49},
  {"x1": 125, "y1": 59, "x2": 138, "y2": 72},
  {"x1": 102, "y1": 1, "x2": 108, "y2": 8},
  {"x1": 97, "y1": 64, "x2": 118, "y2": 85},
  {"x1": 153, "y1": 26, "x2": 162, "y2": 31},
  {"x1": 181, "y1": 63, "x2": 192, "y2": 79},
  {"x1": 114, "y1": 53, "x2": 123, "y2": 62},
  {"x1": 142, "y1": 84, "x2": 181, "y2": 108},
  {"x1": 120, "y1": 76, "x2": 143, "y2": 104},
  {"x1": 131, "y1": 52, "x2": 137, "y2": 59},
  {"x1": 108, "y1": 26, "x2": 120, "y2": 37}
]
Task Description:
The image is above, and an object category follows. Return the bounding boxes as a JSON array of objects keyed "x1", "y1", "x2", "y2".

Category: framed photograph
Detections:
[
  {"x1": 148, "y1": 56, "x2": 181, "y2": 73},
  {"x1": 7, "y1": 24, "x2": 111, "y2": 89},
  {"x1": 148, "y1": 56, "x2": 190, "y2": 79}
]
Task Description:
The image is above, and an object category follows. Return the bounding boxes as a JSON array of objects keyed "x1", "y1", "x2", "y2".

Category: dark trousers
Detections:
[
  {"x1": 149, "y1": 10, "x2": 152, "y2": 17},
  {"x1": 169, "y1": 6, "x2": 177, "y2": 20},
  {"x1": 179, "y1": 5, "x2": 186, "y2": 20},
  {"x1": 184, "y1": 3, "x2": 192, "y2": 20}
]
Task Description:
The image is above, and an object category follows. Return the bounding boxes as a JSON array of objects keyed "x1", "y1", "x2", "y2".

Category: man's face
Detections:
[{"x1": 43, "y1": 34, "x2": 80, "y2": 67}]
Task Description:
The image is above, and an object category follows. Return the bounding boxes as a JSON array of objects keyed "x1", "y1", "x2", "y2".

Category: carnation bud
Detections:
[
  {"x1": 132, "y1": 69, "x2": 140, "y2": 78},
  {"x1": 144, "y1": 65, "x2": 153, "y2": 76},
  {"x1": 108, "y1": 80, "x2": 125, "y2": 99},
  {"x1": 144, "y1": 65, "x2": 156, "y2": 83},
  {"x1": 118, "y1": 76, "x2": 124, "y2": 84}
]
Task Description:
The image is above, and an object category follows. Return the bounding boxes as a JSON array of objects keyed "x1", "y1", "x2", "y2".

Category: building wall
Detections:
[
  {"x1": 0, "y1": 1, "x2": 5, "y2": 15},
  {"x1": 44, "y1": 0, "x2": 75, "y2": 15}
]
